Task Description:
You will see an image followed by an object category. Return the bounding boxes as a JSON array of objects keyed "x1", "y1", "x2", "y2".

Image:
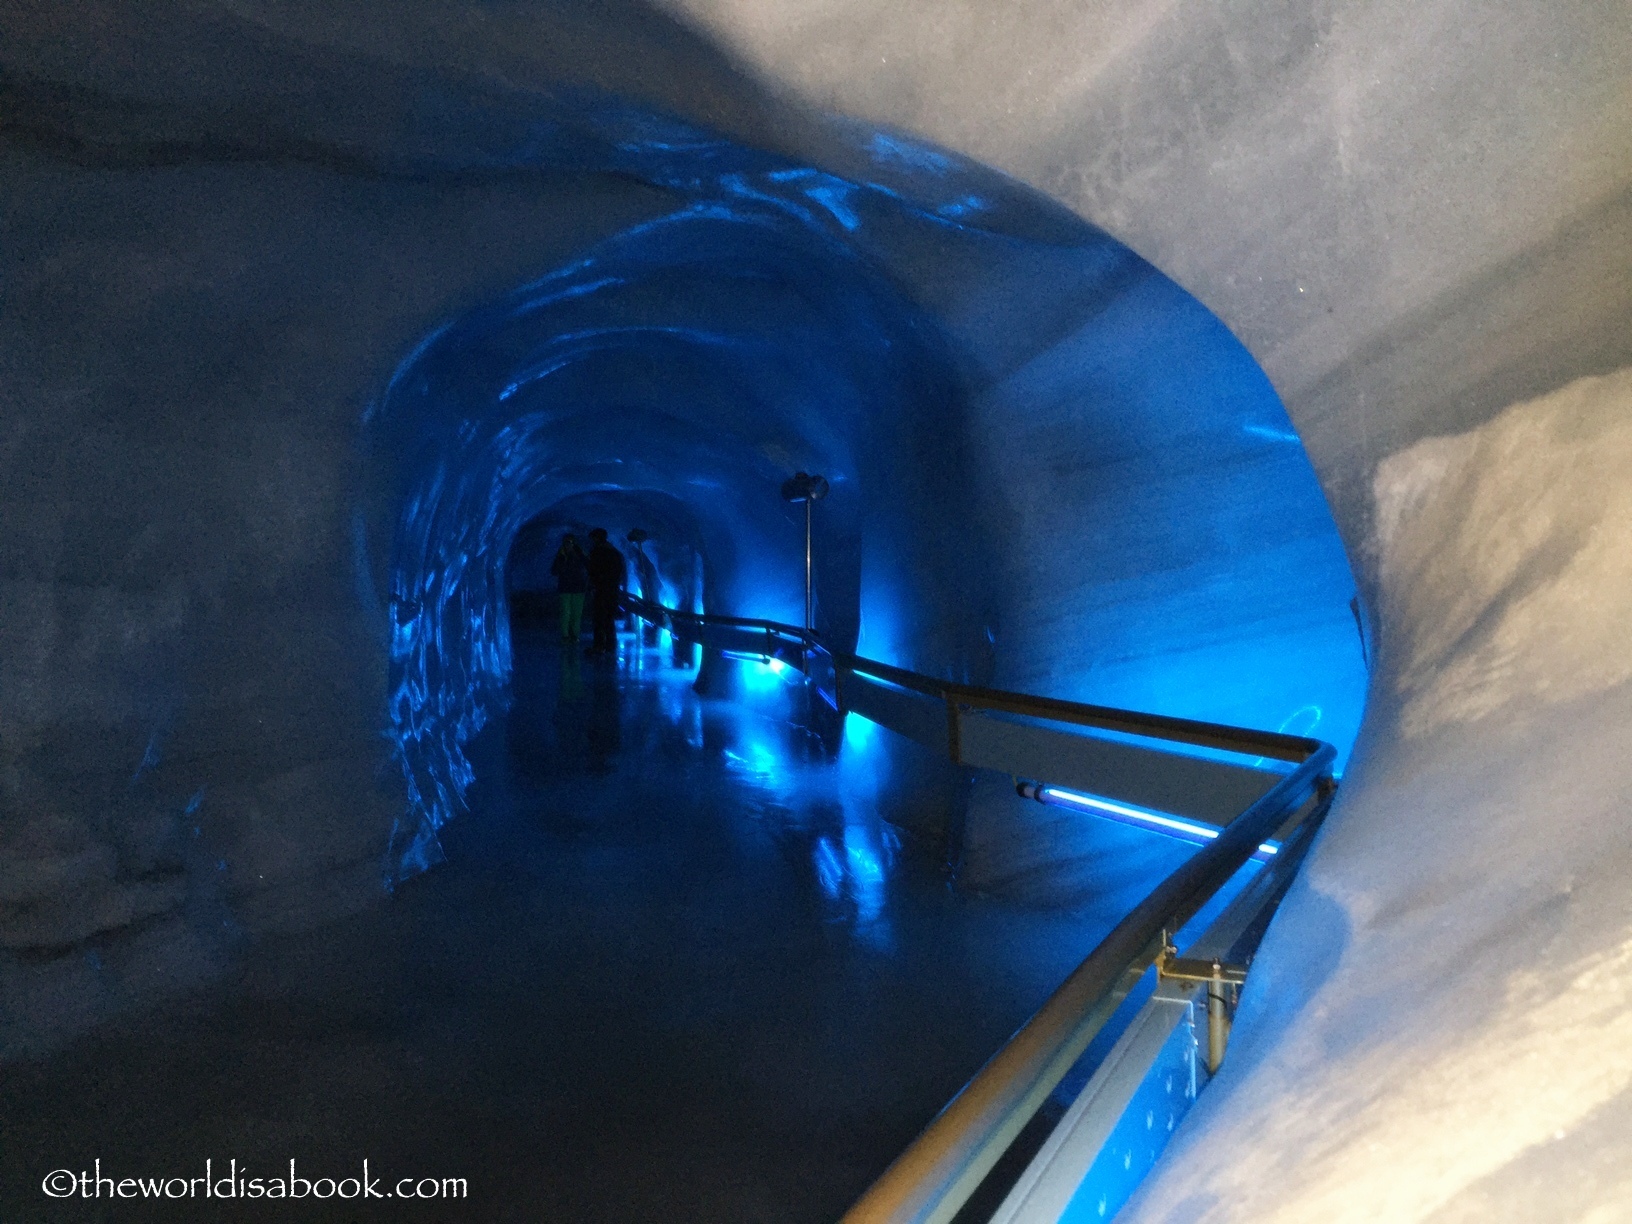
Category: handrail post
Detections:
[{"x1": 1207, "y1": 962, "x2": 1229, "y2": 1074}]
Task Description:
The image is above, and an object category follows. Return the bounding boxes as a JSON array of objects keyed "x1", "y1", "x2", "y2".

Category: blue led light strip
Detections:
[{"x1": 1037, "y1": 786, "x2": 1279, "y2": 861}]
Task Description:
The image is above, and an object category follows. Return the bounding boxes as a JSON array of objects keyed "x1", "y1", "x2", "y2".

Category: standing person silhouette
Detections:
[
  {"x1": 549, "y1": 533, "x2": 589, "y2": 644},
  {"x1": 584, "y1": 528, "x2": 627, "y2": 657}
]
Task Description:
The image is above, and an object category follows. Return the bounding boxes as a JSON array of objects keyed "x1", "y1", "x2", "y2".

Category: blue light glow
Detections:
[
  {"x1": 722, "y1": 731, "x2": 788, "y2": 789},
  {"x1": 813, "y1": 837, "x2": 845, "y2": 899},
  {"x1": 1058, "y1": 997, "x2": 1205, "y2": 1223},
  {"x1": 844, "y1": 828, "x2": 886, "y2": 883},
  {"x1": 811, "y1": 822, "x2": 896, "y2": 931},
  {"x1": 1278, "y1": 704, "x2": 1324, "y2": 736},
  {"x1": 865, "y1": 131, "x2": 953, "y2": 175},
  {"x1": 843, "y1": 711, "x2": 878, "y2": 751},
  {"x1": 727, "y1": 651, "x2": 800, "y2": 695},
  {"x1": 1243, "y1": 423, "x2": 1301, "y2": 444},
  {"x1": 844, "y1": 825, "x2": 887, "y2": 923},
  {"x1": 1039, "y1": 786, "x2": 1278, "y2": 861},
  {"x1": 807, "y1": 183, "x2": 863, "y2": 231},
  {"x1": 936, "y1": 193, "x2": 989, "y2": 218}
]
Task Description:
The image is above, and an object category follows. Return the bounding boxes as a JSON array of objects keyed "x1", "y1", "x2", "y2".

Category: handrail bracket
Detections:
[{"x1": 1156, "y1": 932, "x2": 1249, "y2": 1075}]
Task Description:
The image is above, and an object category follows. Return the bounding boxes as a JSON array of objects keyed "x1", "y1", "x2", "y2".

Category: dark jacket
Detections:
[
  {"x1": 586, "y1": 541, "x2": 627, "y2": 592},
  {"x1": 550, "y1": 545, "x2": 589, "y2": 595}
]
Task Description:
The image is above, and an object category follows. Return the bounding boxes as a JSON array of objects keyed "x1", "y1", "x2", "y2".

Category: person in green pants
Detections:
[{"x1": 550, "y1": 534, "x2": 589, "y2": 643}]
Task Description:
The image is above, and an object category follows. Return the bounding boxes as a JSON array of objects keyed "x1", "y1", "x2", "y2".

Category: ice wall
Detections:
[
  {"x1": 0, "y1": 2, "x2": 706, "y2": 1049},
  {"x1": 0, "y1": 154, "x2": 672, "y2": 1053}
]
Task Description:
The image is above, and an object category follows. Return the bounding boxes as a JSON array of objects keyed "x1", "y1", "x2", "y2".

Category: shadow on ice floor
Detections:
[{"x1": 2, "y1": 625, "x2": 1140, "y2": 1222}]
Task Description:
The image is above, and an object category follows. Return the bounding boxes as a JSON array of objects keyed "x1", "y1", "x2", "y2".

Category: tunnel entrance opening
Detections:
[{"x1": 504, "y1": 490, "x2": 711, "y2": 669}]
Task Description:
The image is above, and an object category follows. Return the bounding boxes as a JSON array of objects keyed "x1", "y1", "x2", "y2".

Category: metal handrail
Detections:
[
  {"x1": 621, "y1": 593, "x2": 814, "y2": 643},
  {"x1": 618, "y1": 595, "x2": 1338, "y2": 1222},
  {"x1": 841, "y1": 655, "x2": 1318, "y2": 764},
  {"x1": 620, "y1": 594, "x2": 1322, "y2": 766},
  {"x1": 840, "y1": 749, "x2": 1333, "y2": 1224}
]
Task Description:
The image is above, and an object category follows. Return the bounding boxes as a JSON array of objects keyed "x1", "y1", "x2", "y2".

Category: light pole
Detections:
[
  {"x1": 780, "y1": 471, "x2": 829, "y2": 634},
  {"x1": 624, "y1": 528, "x2": 651, "y2": 597},
  {"x1": 625, "y1": 528, "x2": 659, "y2": 649}
]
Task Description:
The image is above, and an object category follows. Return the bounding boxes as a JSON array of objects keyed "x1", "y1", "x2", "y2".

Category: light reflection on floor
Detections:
[
  {"x1": 0, "y1": 622, "x2": 1128, "y2": 1224},
  {"x1": 504, "y1": 625, "x2": 913, "y2": 945}
]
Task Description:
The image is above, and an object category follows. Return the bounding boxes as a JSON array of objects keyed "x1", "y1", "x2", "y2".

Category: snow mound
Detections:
[
  {"x1": 1375, "y1": 368, "x2": 1632, "y2": 738},
  {"x1": 1122, "y1": 367, "x2": 1632, "y2": 1223}
]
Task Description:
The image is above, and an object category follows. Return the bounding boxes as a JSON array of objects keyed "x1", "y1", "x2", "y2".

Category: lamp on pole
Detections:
[
  {"x1": 625, "y1": 527, "x2": 650, "y2": 578},
  {"x1": 780, "y1": 471, "x2": 829, "y2": 633}
]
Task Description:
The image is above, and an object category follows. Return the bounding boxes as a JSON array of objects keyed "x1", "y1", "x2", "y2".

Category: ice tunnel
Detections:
[
  {"x1": 3, "y1": 1, "x2": 1631, "y2": 1221},
  {"x1": 358, "y1": 129, "x2": 1365, "y2": 880}
]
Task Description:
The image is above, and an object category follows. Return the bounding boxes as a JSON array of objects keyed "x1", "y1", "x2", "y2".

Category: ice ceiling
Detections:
[{"x1": 358, "y1": 101, "x2": 1366, "y2": 880}]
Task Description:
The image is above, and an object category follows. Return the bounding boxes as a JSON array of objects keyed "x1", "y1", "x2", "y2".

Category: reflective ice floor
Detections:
[{"x1": 2, "y1": 627, "x2": 1126, "y2": 1222}]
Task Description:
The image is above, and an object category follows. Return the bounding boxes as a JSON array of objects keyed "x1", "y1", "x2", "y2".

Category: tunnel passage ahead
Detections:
[{"x1": 358, "y1": 108, "x2": 1367, "y2": 887}]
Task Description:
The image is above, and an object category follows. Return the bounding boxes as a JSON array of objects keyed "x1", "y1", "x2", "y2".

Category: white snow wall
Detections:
[{"x1": 1123, "y1": 369, "x2": 1632, "y2": 1224}]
